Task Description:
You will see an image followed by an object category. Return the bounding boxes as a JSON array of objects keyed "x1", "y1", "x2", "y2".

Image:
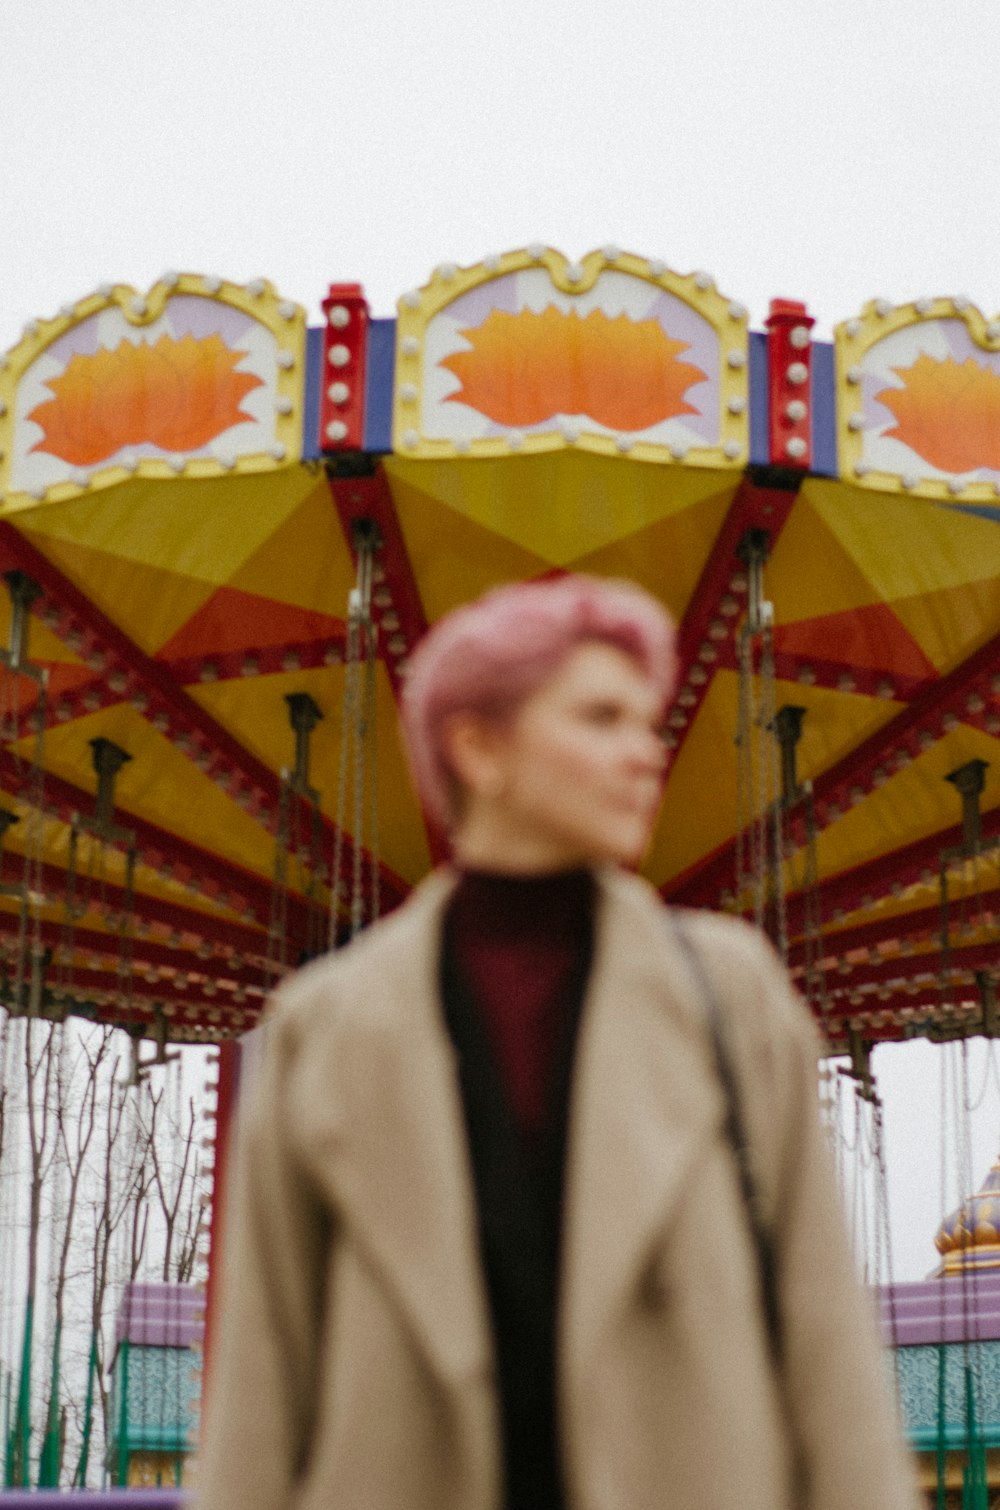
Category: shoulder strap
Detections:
[{"x1": 668, "y1": 911, "x2": 783, "y2": 1368}]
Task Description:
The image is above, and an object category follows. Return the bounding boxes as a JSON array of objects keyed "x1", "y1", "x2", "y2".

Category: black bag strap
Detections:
[{"x1": 669, "y1": 911, "x2": 783, "y2": 1368}]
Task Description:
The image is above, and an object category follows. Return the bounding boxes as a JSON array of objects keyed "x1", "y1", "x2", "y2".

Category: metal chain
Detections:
[
  {"x1": 329, "y1": 616, "x2": 359, "y2": 950},
  {"x1": 365, "y1": 624, "x2": 380, "y2": 926},
  {"x1": 266, "y1": 782, "x2": 292, "y2": 988},
  {"x1": 735, "y1": 626, "x2": 754, "y2": 914},
  {"x1": 329, "y1": 528, "x2": 381, "y2": 947},
  {"x1": 117, "y1": 846, "x2": 137, "y2": 1021},
  {"x1": 351, "y1": 625, "x2": 366, "y2": 940},
  {"x1": 759, "y1": 622, "x2": 788, "y2": 958}
]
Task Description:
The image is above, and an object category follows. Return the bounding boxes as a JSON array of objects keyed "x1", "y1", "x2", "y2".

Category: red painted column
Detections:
[
  {"x1": 765, "y1": 298, "x2": 814, "y2": 469},
  {"x1": 201, "y1": 1036, "x2": 241, "y2": 1402},
  {"x1": 319, "y1": 283, "x2": 369, "y2": 451}
]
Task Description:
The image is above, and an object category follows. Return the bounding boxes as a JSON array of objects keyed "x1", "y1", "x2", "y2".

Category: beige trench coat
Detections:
[{"x1": 197, "y1": 866, "x2": 919, "y2": 1510}]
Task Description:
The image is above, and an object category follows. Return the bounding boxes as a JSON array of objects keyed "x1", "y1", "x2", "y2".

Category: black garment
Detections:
[{"x1": 441, "y1": 890, "x2": 594, "y2": 1510}]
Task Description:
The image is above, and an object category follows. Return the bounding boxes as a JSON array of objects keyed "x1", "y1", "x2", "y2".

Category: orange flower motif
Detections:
[
  {"x1": 28, "y1": 333, "x2": 264, "y2": 465},
  {"x1": 440, "y1": 306, "x2": 707, "y2": 432},
  {"x1": 876, "y1": 353, "x2": 1000, "y2": 473}
]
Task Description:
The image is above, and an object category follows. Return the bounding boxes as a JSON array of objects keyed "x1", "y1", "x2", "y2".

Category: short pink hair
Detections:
[{"x1": 401, "y1": 575, "x2": 678, "y2": 829}]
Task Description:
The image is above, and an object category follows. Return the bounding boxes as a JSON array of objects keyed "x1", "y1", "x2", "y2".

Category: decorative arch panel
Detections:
[
  {"x1": 835, "y1": 298, "x2": 1000, "y2": 505},
  {"x1": 0, "y1": 275, "x2": 307, "y2": 511},
  {"x1": 392, "y1": 247, "x2": 750, "y2": 468}
]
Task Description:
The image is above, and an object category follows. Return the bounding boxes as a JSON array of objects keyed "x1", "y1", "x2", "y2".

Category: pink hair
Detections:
[{"x1": 401, "y1": 575, "x2": 678, "y2": 830}]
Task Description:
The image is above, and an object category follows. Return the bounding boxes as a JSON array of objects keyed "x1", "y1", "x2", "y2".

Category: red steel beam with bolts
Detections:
[
  {"x1": 327, "y1": 468, "x2": 429, "y2": 693},
  {"x1": 164, "y1": 633, "x2": 347, "y2": 691},
  {"x1": 33, "y1": 960, "x2": 267, "y2": 1020},
  {"x1": 319, "y1": 285, "x2": 369, "y2": 452},
  {"x1": 785, "y1": 891, "x2": 1000, "y2": 969},
  {"x1": 0, "y1": 519, "x2": 410, "y2": 914},
  {"x1": 820, "y1": 1000, "x2": 981, "y2": 1043},
  {"x1": 779, "y1": 804, "x2": 1000, "y2": 942},
  {"x1": 665, "y1": 624, "x2": 1000, "y2": 910},
  {"x1": 819, "y1": 990, "x2": 986, "y2": 1030},
  {"x1": 792, "y1": 625, "x2": 1000, "y2": 840},
  {"x1": 328, "y1": 466, "x2": 451, "y2": 866},
  {"x1": 35, "y1": 997, "x2": 260, "y2": 1039},
  {"x1": 0, "y1": 747, "x2": 315, "y2": 943},
  {"x1": 793, "y1": 937, "x2": 1000, "y2": 999},
  {"x1": 666, "y1": 474, "x2": 801, "y2": 769},
  {"x1": 766, "y1": 300, "x2": 814, "y2": 470},
  {"x1": 0, "y1": 909, "x2": 267, "y2": 991},
  {"x1": 711, "y1": 642, "x2": 933, "y2": 703},
  {"x1": 7, "y1": 630, "x2": 348, "y2": 741},
  {"x1": 0, "y1": 848, "x2": 271, "y2": 960},
  {"x1": 203, "y1": 1039, "x2": 241, "y2": 1392}
]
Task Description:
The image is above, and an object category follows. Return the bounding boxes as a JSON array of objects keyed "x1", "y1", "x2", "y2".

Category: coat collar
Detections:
[{"x1": 313, "y1": 867, "x2": 721, "y2": 1391}]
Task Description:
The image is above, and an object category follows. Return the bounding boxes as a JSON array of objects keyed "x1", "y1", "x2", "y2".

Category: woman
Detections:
[{"x1": 197, "y1": 575, "x2": 917, "y2": 1510}]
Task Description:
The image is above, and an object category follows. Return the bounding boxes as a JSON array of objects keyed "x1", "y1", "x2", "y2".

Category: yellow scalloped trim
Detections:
[
  {"x1": 393, "y1": 247, "x2": 749, "y2": 467},
  {"x1": 0, "y1": 274, "x2": 307, "y2": 512},
  {"x1": 834, "y1": 296, "x2": 1000, "y2": 501}
]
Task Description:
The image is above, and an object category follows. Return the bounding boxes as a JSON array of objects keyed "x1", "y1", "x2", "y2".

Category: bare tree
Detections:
[
  {"x1": 37, "y1": 1025, "x2": 110, "y2": 1485},
  {"x1": 1, "y1": 1010, "x2": 212, "y2": 1489},
  {"x1": 145, "y1": 1086, "x2": 201, "y2": 1282},
  {"x1": 6, "y1": 1012, "x2": 58, "y2": 1486},
  {"x1": 72, "y1": 1039, "x2": 151, "y2": 1487}
]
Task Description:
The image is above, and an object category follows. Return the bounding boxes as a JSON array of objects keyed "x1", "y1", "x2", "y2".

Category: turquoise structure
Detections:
[
  {"x1": 107, "y1": 1283, "x2": 204, "y2": 1488},
  {"x1": 880, "y1": 1162, "x2": 1000, "y2": 1507}
]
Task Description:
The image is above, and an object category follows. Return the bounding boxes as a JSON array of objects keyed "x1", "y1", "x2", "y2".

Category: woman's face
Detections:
[{"x1": 453, "y1": 640, "x2": 668, "y2": 871}]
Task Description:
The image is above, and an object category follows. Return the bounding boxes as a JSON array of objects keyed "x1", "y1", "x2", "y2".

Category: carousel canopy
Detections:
[{"x1": 0, "y1": 249, "x2": 998, "y2": 1050}]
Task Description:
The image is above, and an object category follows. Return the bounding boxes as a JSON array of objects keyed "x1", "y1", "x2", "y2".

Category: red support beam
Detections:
[
  {"x1": 711, "y1": 642, "x2": 932, "y2": 703},
  {"x1": 0, "y1": 747, "x2": 305, "y2": 933},
  {"x1": 665, "y1": 474, "x2": 800, "y2": 766},
  {"x1": 794, "y1": 936, "x2": 1000, "y2": 999},
  {"x1": 779, "y1": 804, "x2": 1000, "y2": 941},
  {"x1": 665, "y1": 625, "x2": 1000, "y2": 910},
  {"x1": 765, "y1": 299, "x2": 814, "y2": 470},
  {"x1": 327, "y1": 467, "x2": 429, "y2": 694},
  {"x1": 35, "y1": 960, "x2": 266, "y2": 1022},
  {"x1": 328, "y1": 466, "x2": 450, "y2": 865},
  {"x1": 4, "y1": 631, "x2": 348, "y2": 741},
  {"x1": 0, "y1": 907, "x2": 266, "y2": 987},
  {"x1": 786, "y1": 888, "x2": 1000, "y2": 969},
  {"x1": 796, "y1": 626, "x2": 1000, "y2": 840},
  {"x1": 815, "y1": 993, "x2": 986, "y2": 1041},
  {"x1": 818, "y1": 996, "x2": 979, "y2": 1044},
  {"x1": 163, "y1": 632, "x2": 346, "y2": 694},
  {"x1": 0, "y1": 847, "x2": 271, "y2": 960},
  {"x1": 0, "y1": 519, "x2": 411, "y2": 914},
  {"x1": 318, "y1": 285, "x2": 369, "y2": 452},
  {"x1": 203, "y1": 1039, "x2": 242, "y2": 1395}
]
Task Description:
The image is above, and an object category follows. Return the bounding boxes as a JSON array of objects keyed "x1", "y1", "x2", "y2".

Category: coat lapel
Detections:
[
  {"x1": 313, "y1": 870, "x2": 496, "y2": 1388},
  {"x1": 560, "y1": 873, "x2": 724, "y2": 1386}
]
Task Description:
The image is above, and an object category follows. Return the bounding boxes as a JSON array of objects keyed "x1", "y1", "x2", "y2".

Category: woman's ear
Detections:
[{"x1": 440, "y1": 712, "x2": 507, "y2": 801}]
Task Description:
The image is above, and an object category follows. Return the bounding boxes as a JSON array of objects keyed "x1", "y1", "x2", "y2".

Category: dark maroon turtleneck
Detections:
[{"x1": 444, "y1": 867, "x2": 595, "y2": 1136}]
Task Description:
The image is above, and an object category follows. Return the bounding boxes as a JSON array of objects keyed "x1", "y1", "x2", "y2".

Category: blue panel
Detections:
[
  {"x1": 302, "y1": 325, "x2": 323, "y2": 460},
  {"x1": 748, "y1": 331, "x2": 769, "y2": 466},
  {"x1": 811, "y1": 340, "x2": 838, "y2": 478},
  {"x1": 364, "y1": 318, "x2": 396, "y2": 454},
  {"x1": 896, "y1": 1341, "x2": 1000, "y2": 1448}
]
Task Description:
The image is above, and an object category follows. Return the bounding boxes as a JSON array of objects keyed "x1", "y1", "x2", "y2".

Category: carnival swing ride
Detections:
[{"x1": 2, "y1": 248, "x2": 1000, "y2": 1491}]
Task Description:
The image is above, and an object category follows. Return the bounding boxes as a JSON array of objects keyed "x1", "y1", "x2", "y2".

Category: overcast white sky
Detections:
[
  {"x1": 4, "y1": 0, "x2": 1000, "y2": 1279},
  {"x1": 3, "y1": 0, "x2": 999, "y2": 346}
]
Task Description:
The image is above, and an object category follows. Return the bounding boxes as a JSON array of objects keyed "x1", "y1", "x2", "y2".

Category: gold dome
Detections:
[{"x1": 936, "y1": 1160, "x2": 1000, "y2": 1273}]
